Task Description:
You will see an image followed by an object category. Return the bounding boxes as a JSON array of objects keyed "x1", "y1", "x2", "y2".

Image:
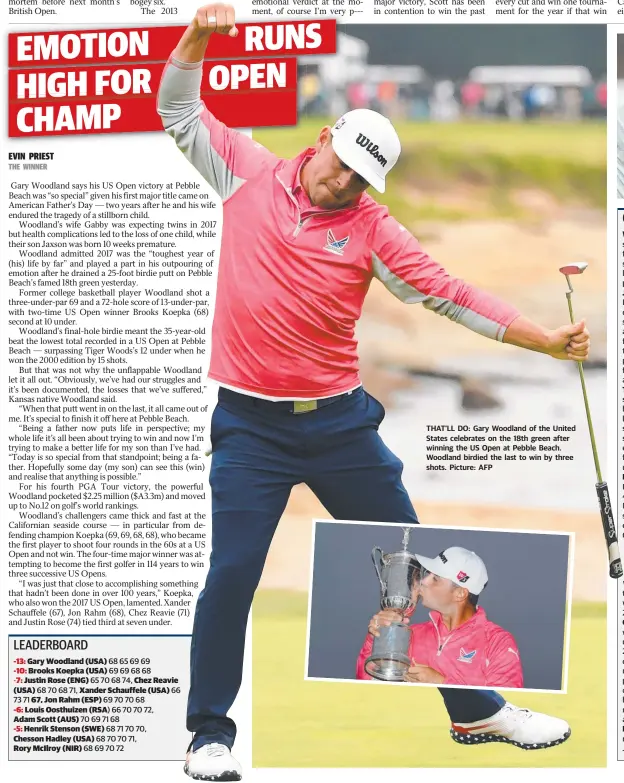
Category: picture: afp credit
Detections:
[{"x1": 425, "y1": 423, "x2": 578, "y2": 472}]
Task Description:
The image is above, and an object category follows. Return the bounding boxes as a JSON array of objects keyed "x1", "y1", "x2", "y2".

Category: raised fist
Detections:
[{"x1": 192, "y1": 4, "x2": 238, "y2": 37}]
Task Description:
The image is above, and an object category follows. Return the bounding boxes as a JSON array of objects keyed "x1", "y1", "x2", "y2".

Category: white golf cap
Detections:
[
  {"x1": 330, "y1": 109, "x2": 401, "y2": 193},
  {"x1": 416, "y1": 547, "x2": 489, "y2": 595}
]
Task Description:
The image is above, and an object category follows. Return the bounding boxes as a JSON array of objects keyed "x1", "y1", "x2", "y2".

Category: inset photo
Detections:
[{"x1": 305, "y1": 521, "x2": 573, "y2": 693}]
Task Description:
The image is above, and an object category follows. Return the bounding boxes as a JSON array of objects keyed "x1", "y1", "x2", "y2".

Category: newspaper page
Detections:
[{"x1": 0, "y1": 2, "x2": 619, "y2": 783}]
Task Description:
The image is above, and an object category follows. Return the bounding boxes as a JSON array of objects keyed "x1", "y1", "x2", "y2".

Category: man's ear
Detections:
[
  {"x1": 315, "y1": 125, "x2": 332, "y2": 152},
  {"x1": 454, "y1": 587, "x2": 469, "y2": 604}
]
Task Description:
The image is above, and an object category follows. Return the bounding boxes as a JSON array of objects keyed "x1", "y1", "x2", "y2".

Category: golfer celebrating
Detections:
[{"x1": 158, "y1": 6, "x2": 586, "y2": 779}]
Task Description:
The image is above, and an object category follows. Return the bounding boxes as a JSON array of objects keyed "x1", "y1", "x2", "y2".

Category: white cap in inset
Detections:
[
  {"x1": 416, "y1": 547, "x2": 489, "y2": 595},
  {"x1": 330, "y1": 109, "x2": 401, "y2": 193}
]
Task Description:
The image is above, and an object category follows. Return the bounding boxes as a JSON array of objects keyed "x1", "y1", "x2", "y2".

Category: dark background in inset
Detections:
[
  {"x1": 346, "y1": 24, "x2": 606, "y2": 78},
  {"x1": 618, "y1": 34, "x2": 624, "y2": 78},
  {"x1": 307, "y1": 523, "x2": 570, "y2": 691}
]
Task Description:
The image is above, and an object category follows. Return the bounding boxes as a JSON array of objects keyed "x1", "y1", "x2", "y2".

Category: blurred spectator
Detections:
[
  {"x1": 531, "y1": 84, "x2": 557, "y2": 116},
  {"x1": 299, "y1": 71, "x2": 326, "y2": 115},
  {"x1": 561, "y1": 87, "x2": 582, "y2": 120},
  {"x1": 461, "y1": 81, "x2": 486, "y2": 116},
  {"x1": 504, "y1": 88, "x2": 524, "y2": 120},
  {"x1": 430, "y1": 81, "x2": 460, "y2": 122},
  {"x1": 346, "y1": 82, "x2": 369, "y2": 110}
]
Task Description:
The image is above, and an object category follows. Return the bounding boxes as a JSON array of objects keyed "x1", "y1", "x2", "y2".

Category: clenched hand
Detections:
[
  {"x1": 192, "y1": 4, "x2": 239, "y2": 37},
  {"x1": 174, "y1": 4, "x2": 238, "y2": 63}
]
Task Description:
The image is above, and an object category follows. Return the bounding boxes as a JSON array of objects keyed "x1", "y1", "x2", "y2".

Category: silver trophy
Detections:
[{"x1": 364, "y1": 527, "x2": 420, "y2": 682}]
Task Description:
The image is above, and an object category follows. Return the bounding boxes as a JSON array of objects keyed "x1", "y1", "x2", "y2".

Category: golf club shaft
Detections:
[
  {"x1": 564, "y1": 291, "x2": 602, "y2": 482},
  {"x1": 564, "y1": 285, "x2": 622, "y2": 579}
]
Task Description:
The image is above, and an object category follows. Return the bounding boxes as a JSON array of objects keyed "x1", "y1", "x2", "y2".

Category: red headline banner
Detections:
[
  {"x1": 8, "y1": 58, "x2": 298, "y2": 137},
  {"x1": 8, "y1": 21, "x2": 336, "y2": 67},
  {"x1": 9, "y1": 59, "x2": 298, "y2": 102},
  {"x1": 7, "y1": 21, "x2": 335, "y2": 137},
  {"x1": 8, "y1": 92, "x2": 297, "y2": 138}
]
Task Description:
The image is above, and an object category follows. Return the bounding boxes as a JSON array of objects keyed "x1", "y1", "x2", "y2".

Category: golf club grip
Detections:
[{"x1": 595, "y1": 482, "x2": 622, "y2": 579}]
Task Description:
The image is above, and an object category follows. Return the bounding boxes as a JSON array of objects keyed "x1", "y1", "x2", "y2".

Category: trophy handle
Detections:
[{"x1": 372, "y1": 547, "x2": 386, "y2": 591}]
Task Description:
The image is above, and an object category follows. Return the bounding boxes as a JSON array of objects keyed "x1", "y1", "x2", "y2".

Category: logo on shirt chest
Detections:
[
  {"x1": 457, "y1": 647, "x2": 477, "y2": 664},
  {"x1": 324, "y1": 229, "x2": 350, "y2": 256}
]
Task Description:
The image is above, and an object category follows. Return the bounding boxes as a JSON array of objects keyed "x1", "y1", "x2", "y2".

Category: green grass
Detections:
[
  {"x1": 255, "y1": 119, "x2": 605, "y2": 165},
  {"x1": 252, "y1": 592, "x2": 606, "y2": 768},
  {"x1": 254, "y1": 120, "x2": 606, "y2": 223}
]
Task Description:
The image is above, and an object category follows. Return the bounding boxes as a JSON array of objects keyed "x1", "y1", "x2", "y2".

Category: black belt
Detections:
[{"x1": 218, "y1": 386, "x2": 362, "y2": 414}]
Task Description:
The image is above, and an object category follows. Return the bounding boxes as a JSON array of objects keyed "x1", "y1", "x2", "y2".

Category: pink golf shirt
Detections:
[
  {"x1": 158, "y1": 58, "x2": 520, "y2": 399},
  {"x1": 356, "y1": 607, "x2": 524, "y2": 688}
]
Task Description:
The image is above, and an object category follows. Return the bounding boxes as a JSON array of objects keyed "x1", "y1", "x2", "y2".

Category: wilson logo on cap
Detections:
[
  {"x1": 456, "y1": 570, "x2": 469, "y2": 583},
  {"x1": 355, "y1": 133, "x2": 388, "y2": 167}
]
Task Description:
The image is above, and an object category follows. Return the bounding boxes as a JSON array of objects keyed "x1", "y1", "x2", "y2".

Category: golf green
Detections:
[{"x1": 252, "y1": 593, "x2": 605, "y2": 768}]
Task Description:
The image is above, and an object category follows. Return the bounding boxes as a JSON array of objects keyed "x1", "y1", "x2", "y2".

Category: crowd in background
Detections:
[{"x1": 298, "y1": 34, "x2": 607, "y2": 122}]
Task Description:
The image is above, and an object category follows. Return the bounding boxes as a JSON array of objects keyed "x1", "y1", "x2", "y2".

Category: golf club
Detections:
[{"x1": 558, "y1": 262, "x2": 622, "y2": 579}]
